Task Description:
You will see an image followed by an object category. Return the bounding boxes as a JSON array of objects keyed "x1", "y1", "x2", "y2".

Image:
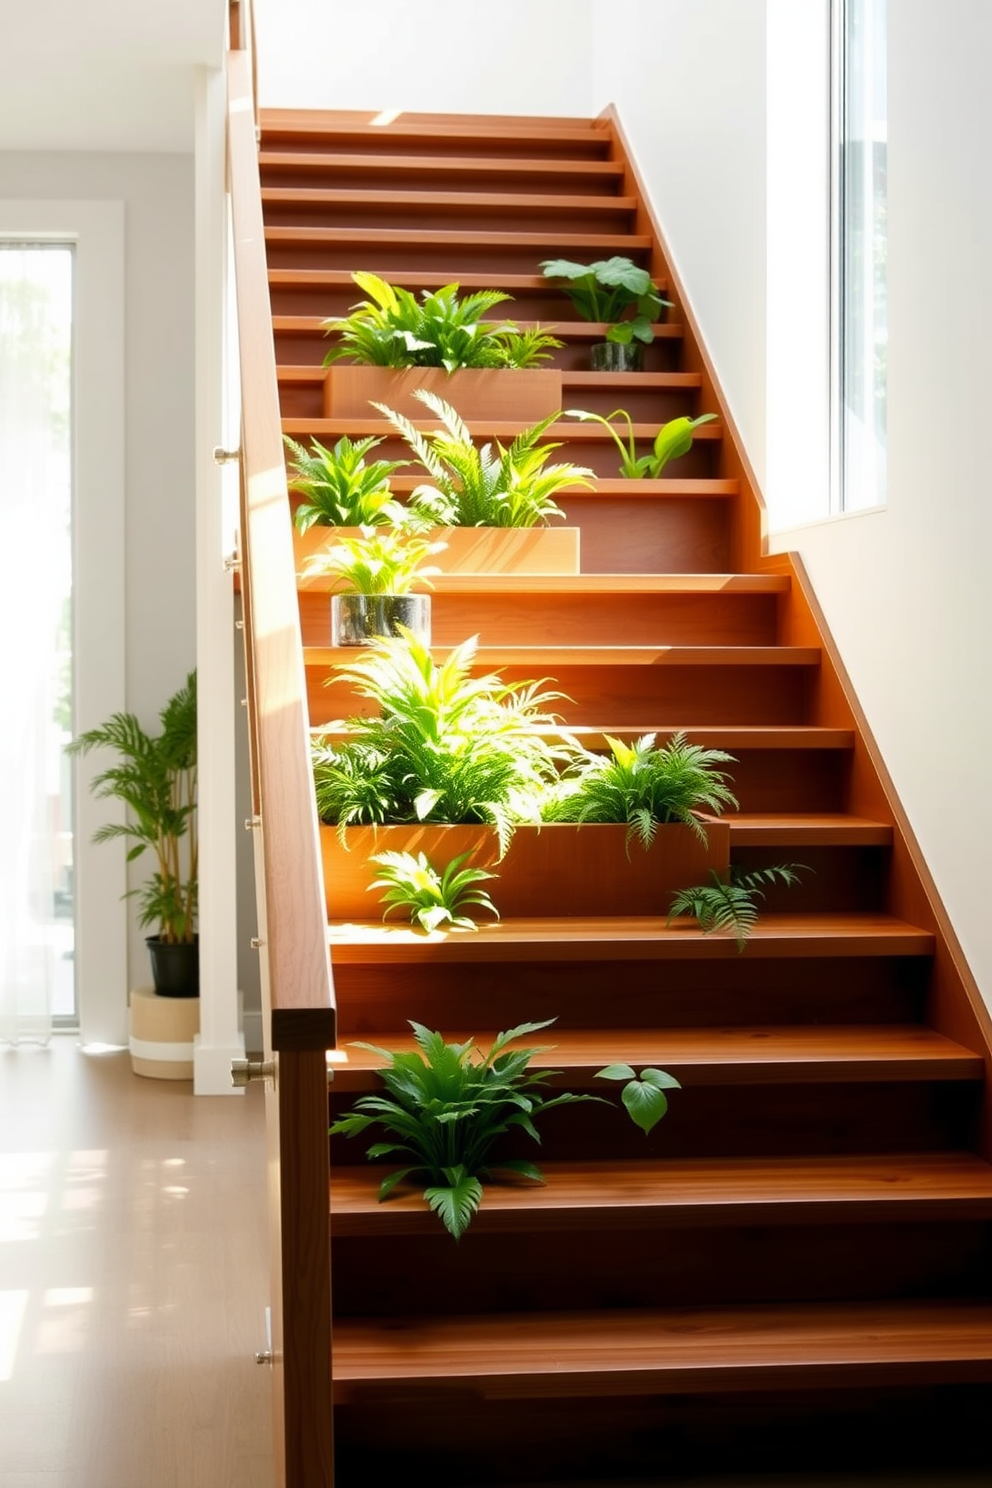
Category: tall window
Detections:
[
  {"x1": 0, "y1": 244, "x2": 75, "y2": 1039},
  {"x1": 833, "y1": 0, "x2": 888, "y2": 511}
]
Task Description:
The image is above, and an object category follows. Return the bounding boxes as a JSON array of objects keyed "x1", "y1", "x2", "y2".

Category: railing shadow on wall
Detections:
[{"x1": 227, "y1": 2, "x2": 337, "y2": 1482}]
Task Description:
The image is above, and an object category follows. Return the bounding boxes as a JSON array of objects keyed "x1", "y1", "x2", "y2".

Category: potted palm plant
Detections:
[
  {"x1": 68, "y1": 672, "x2": 198, "y2": 997},
  {"x1": 539, "y1": 255, "x2": 671, "y2": 371},
  {"x1": 321, "y1": 272, "x2": 563, "y2": 422}
]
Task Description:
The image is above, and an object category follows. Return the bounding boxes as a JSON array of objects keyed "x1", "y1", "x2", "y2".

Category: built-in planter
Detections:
[
  {"x1": 296, "y1": 524, "x2": 580, "y2": 578},
  {"x1": 323, "y1": 366, "x2": 563, "y2": 423},
  {"x1": 322, "y1": 820, "x2": 731, "y2": 923},
  {"x1": 332, "y1": 593, "x2": 431, "y2": 647}
]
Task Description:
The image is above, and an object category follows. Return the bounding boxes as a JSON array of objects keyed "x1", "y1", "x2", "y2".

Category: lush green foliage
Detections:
[
  {"x1": 595, "y1": 1063, "x2": 681, "y2": 1135},
  {"x1": 565, "y1": 408, "x2": 717, "y2": 479},
  {"x1": 668, "y1": 863, "x2": 810, "y2": 950},
  {"x1": 375, "y1": 389, "x2": 592, "y2": 528},
  {"x1": 369, "y1": 849, "x2": 499, "y2": 933},
  {"x1": 540, "y1": 256, "x2": 671, "y2": 344},
  {"x1": 313, "y1": 631, "x2": 572, "y2": 854},
  {"x1": 323, "y1": 272, "x2": 561, "y2": 370},
  {"x1": 543, "y1": 731, "x2": 738, "y2": 850},
  {"x1": 68, "y1": 673, "x2": 197, "y2": 943},
  {"x1": 329, "y1": 1020, "x2": 599, "y2": 1238},
  {"x1": 284, "y1": 433, "x2": 408, "y2": 532},
  {"x1": 305, "y1": 524, "x2": 443, "y2": 595}
]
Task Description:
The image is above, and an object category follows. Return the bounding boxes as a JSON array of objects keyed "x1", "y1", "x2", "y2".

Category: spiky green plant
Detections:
[
  {"x1": 369, "y1": 849, "x2": 499, "y2": 933},
  {"x1": 668, "y1": 863, "x2": 810, "y2": 950},
  {"x1": 374, "y1": 389, "x2": 593, "y2": 528},
  {"x1": 595, "y1": 1064, "x2": 682, "y2": 1135},
  {"x1": 565, "y1": 408, "x2": 717, "y2": 479},
  {"x1": 67, "y1": 673, "x2": 197, "y2": 944},
  {"x1": 314, "y1": 630, "x2": 573, "y2": 854},
  {"x1": 304, "y1": 525, "x2": 444, "y2": 595},
  {"x1": 543, "y1": 731, "x2": 737, "y2": 851},
  {"x1": 539, "y1": 256, "x2": 671, "y2": 345},
  {"x1": 284, "y1": 433, "x2": 408, "y2": 532},
  {"x1": 328, "y1": 1019, "x2": 601, "y2": 1238},
  {"x1": 322, "y1": 272, "x2": 560, "y2": 370}
]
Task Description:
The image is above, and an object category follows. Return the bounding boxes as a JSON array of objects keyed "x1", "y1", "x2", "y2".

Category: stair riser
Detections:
[
  {"x1": 259, "y1": 166, "x2": 626, "y2": 198},
  {"x1": 330, "y1": 1221, "x2": 992, "y2": 1317},
  {"x1": 273, "y1": 327, "x2": 684, "y2": 373},
  {"x1": 265, "y1": 240, "x2": 651, "y2": 278},
  {"x1": 268, "y1": 284, "x2": 597, "y2": 321},
  {"x1": 328, "y1": 1082, "x2": 981, "y2": 1166},
  {"x1": 263, "y1": 202, "x2": 637, "y2": 235},
  {"x1": 261, "y1": 132, "x2": 615, "y2": 165},
  {"x1": 329, "y1": 956, "x2": 929, "y2": 1035},
  {"x1": 299, "y1": 590, "x2": 780, "y2": 649},
  {"x1": 727, "y1": 845, "x2": 888, "y2": 914}
]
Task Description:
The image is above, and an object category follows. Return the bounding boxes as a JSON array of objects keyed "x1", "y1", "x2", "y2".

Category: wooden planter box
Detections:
[
  {"x1": 322, "y1": 820, "x2": 730, "y2": 923},
  {"x1": 323, "y1": 366, "x2": 563, "y2": 423},
  {"x1": 295, "y1": 524, "x2": 580, "y2": 579}
]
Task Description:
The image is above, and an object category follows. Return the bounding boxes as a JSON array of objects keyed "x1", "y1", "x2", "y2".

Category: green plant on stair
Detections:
[
  {"x1": 375, "y1": 389, "x2": 593, "y2": 528},
  {"x1": 312, "y1": 630, "x2": 573, "y2": 854},
  {"x1": 565, "y1": 408, "x2": 717, "y2": 479},
  {"x1": 284, "y1": 433, "x2": 408, "y2": 531},
  {"x1": 668, "y1": 863, "x2": 810, "y2": 951},
  {"x1": 369, "y1": 848, "x2": 499, "y2": 933},
  {"x1": 595, "y1": 1064, "x2": 682, "y2": 1135},
  {"x1": 303, "y1": 524, "x2": 444, "y2": 595},
  {"x1": 329, "y1": 1019, "x2": 603, "y2": 1239},
  {"x1": 539, "y1": 255, "x2": 671, "y2": 346},
  {"x1": 322, "y1": 272, "x2": 561, "y2": 370},
  {"x1": 542, "y1": 731, "x2": 738, "y2": 851}
]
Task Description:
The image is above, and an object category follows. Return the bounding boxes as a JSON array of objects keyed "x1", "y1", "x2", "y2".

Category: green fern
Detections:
[
  {"x1": 543, "y1": 731, "x2": 738, "y2": 851},
  {"x1": 322, "y1": 272, "x2": 560, "y2": 370},
  {"x1": 374, "y1": 389, "x2": 593, "y2": 528},
  {"x1": 329, "y1": 1019, "x2": 601, "y2": 1238},
  {"x1": 284, "y1": 433, "x2": 408, "y2": 531},
  {"x1": 304, "y1": 525, "x2": 444, "y2": 595},
  {"x1": 369, "y1": 849, "x2": 499, "y2": 933},
  {"x1": 668, "y1": 863, "x2": 810, "y2": 950}
]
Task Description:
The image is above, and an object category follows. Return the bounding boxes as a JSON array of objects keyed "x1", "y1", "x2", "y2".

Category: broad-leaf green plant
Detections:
[
  {"x1": 668, "y1": 863, "x2": 810, "y2": 951},
  {"x1": 565, "y1": 409, "x2": 717, "y2": 479},
  {"x1": 369, "y1": 849, "x2": 499, "y2": 933},
  {"x1": 314, "y1": 630, "x2": 574, "y2": 854},
  {"x1": 540, "y1": 256, "x2": 671, "y2": 345},
  {"x1": 68, "y1": 673, "x2": 197, "y2": 944},
  {"x1": 304, "y1": 524, "x2": 444, "y2": 595},
  {"x1": 374, "y1": 389, "x2": 593, "y2": 528},
  {"x1": 543, "y1": 731, "x2": 738, "y2": 851},
  {"x1": 323, "y1": 272, "x2": 561, "y2": 370},
  {"x1": 329, "y1": 1019, "x2": 601, "y2": 1238},
  {"x1": 595, "y1": 1064, "x2": 682, "y2": 1135},
  {"x1": 284, "y1": 433, "x2": 408, "y2": 532}
]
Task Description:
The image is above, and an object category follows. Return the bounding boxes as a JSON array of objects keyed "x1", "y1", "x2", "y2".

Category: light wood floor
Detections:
[
  {"x1": 0, "y1": 1036, "x2": 273, "y2": 1488},
  {"x1": 2, "y1": 1040, "x2": 985, "y2": 1488}
]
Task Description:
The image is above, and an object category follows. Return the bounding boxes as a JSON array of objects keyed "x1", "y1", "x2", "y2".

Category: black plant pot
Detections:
[
  {"x1": 590, "y1": 341, "x2": 644, "y2": 372},
  {"x1": 332, "y1": 593, "x2": 432, "y2": 647},
  {"x1": 146, "y1": 935, "x2": 200, "y2": 998}
]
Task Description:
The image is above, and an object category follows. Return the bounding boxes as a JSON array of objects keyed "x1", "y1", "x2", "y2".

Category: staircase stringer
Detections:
[{"x1": 603, "y1": 102, "x2": 992, "y2": 1152}]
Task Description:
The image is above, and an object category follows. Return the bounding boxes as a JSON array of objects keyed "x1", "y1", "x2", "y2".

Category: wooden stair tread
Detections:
[
  {"x1": 329, "y1": 1152, "x2": 992, "y2": 1232},
  {"x1": 728, "y1": 812, "x2": 893, "y2": 845},
  {"x1": 328, "y1": 1024, "x2": 982, "y2": 1088},
  {"x1": 326, "y1": 912, "x2": 935, "y2": 963},
  {"x1": 301, "y1": 573, "x2": 790, "y2": 597},
  {"x1": 282, "y1": 413, "x2": 714, "y2": 439},
  {"x1": 378, "y1": 474, "x2": 740, "y2": 499},
  {"x1": 269, "y1": 269, "x2": 641, "y2": 291},
  {"x1": 266, "y1": 226, "x2": 652, "y2": 249},
  {"x1": 332, "y1": 1298, "x2": 992, "y2": 1396},
  {"x1": 260, "y1": 113, "x2": 613, "y2": 143},
  {"x1": 261, "y1": 186, "x2": 638, "y2": 213},
  {"x1": 306, "y1": 643, "x2": 819, "y2": 667},
  {"x1": 260, "y1": 151, "x2": 626, "y2": 180},
  {"x1": 276, "y1": 318, "x2": 682, "y2": 341},
  {"x1": 311, "y1": 724, "x2": 857, "y2": 750}
]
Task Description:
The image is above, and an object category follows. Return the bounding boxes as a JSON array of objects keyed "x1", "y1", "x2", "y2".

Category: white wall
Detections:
[
  {"x1": 771, "y1": 0, "x2": 992, "y2": 1002},
  {"x1": 0, "y1": 153, "x2": 197, "y2": 1018},
  {"x1": 592, "y1": 0, "x2": 768, "y2": 486},
  {"x1": 255, "y1": 0, "x2": 596, "y2": 116}
]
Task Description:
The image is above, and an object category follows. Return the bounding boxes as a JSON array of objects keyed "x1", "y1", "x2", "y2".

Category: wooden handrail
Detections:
[{"x1": 226, "y1": 49, "x2": 336, "y2": 1054}]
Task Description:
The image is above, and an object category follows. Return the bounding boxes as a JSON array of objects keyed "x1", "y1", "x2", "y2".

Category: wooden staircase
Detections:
[{"x1": 256, "y1": 106, "x2": 992, "y2": 1482}]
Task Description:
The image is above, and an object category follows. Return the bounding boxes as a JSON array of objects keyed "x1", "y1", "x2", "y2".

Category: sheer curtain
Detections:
[{"x1": 0, "y1": 245, "x2": 73, "y2": 1044}]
